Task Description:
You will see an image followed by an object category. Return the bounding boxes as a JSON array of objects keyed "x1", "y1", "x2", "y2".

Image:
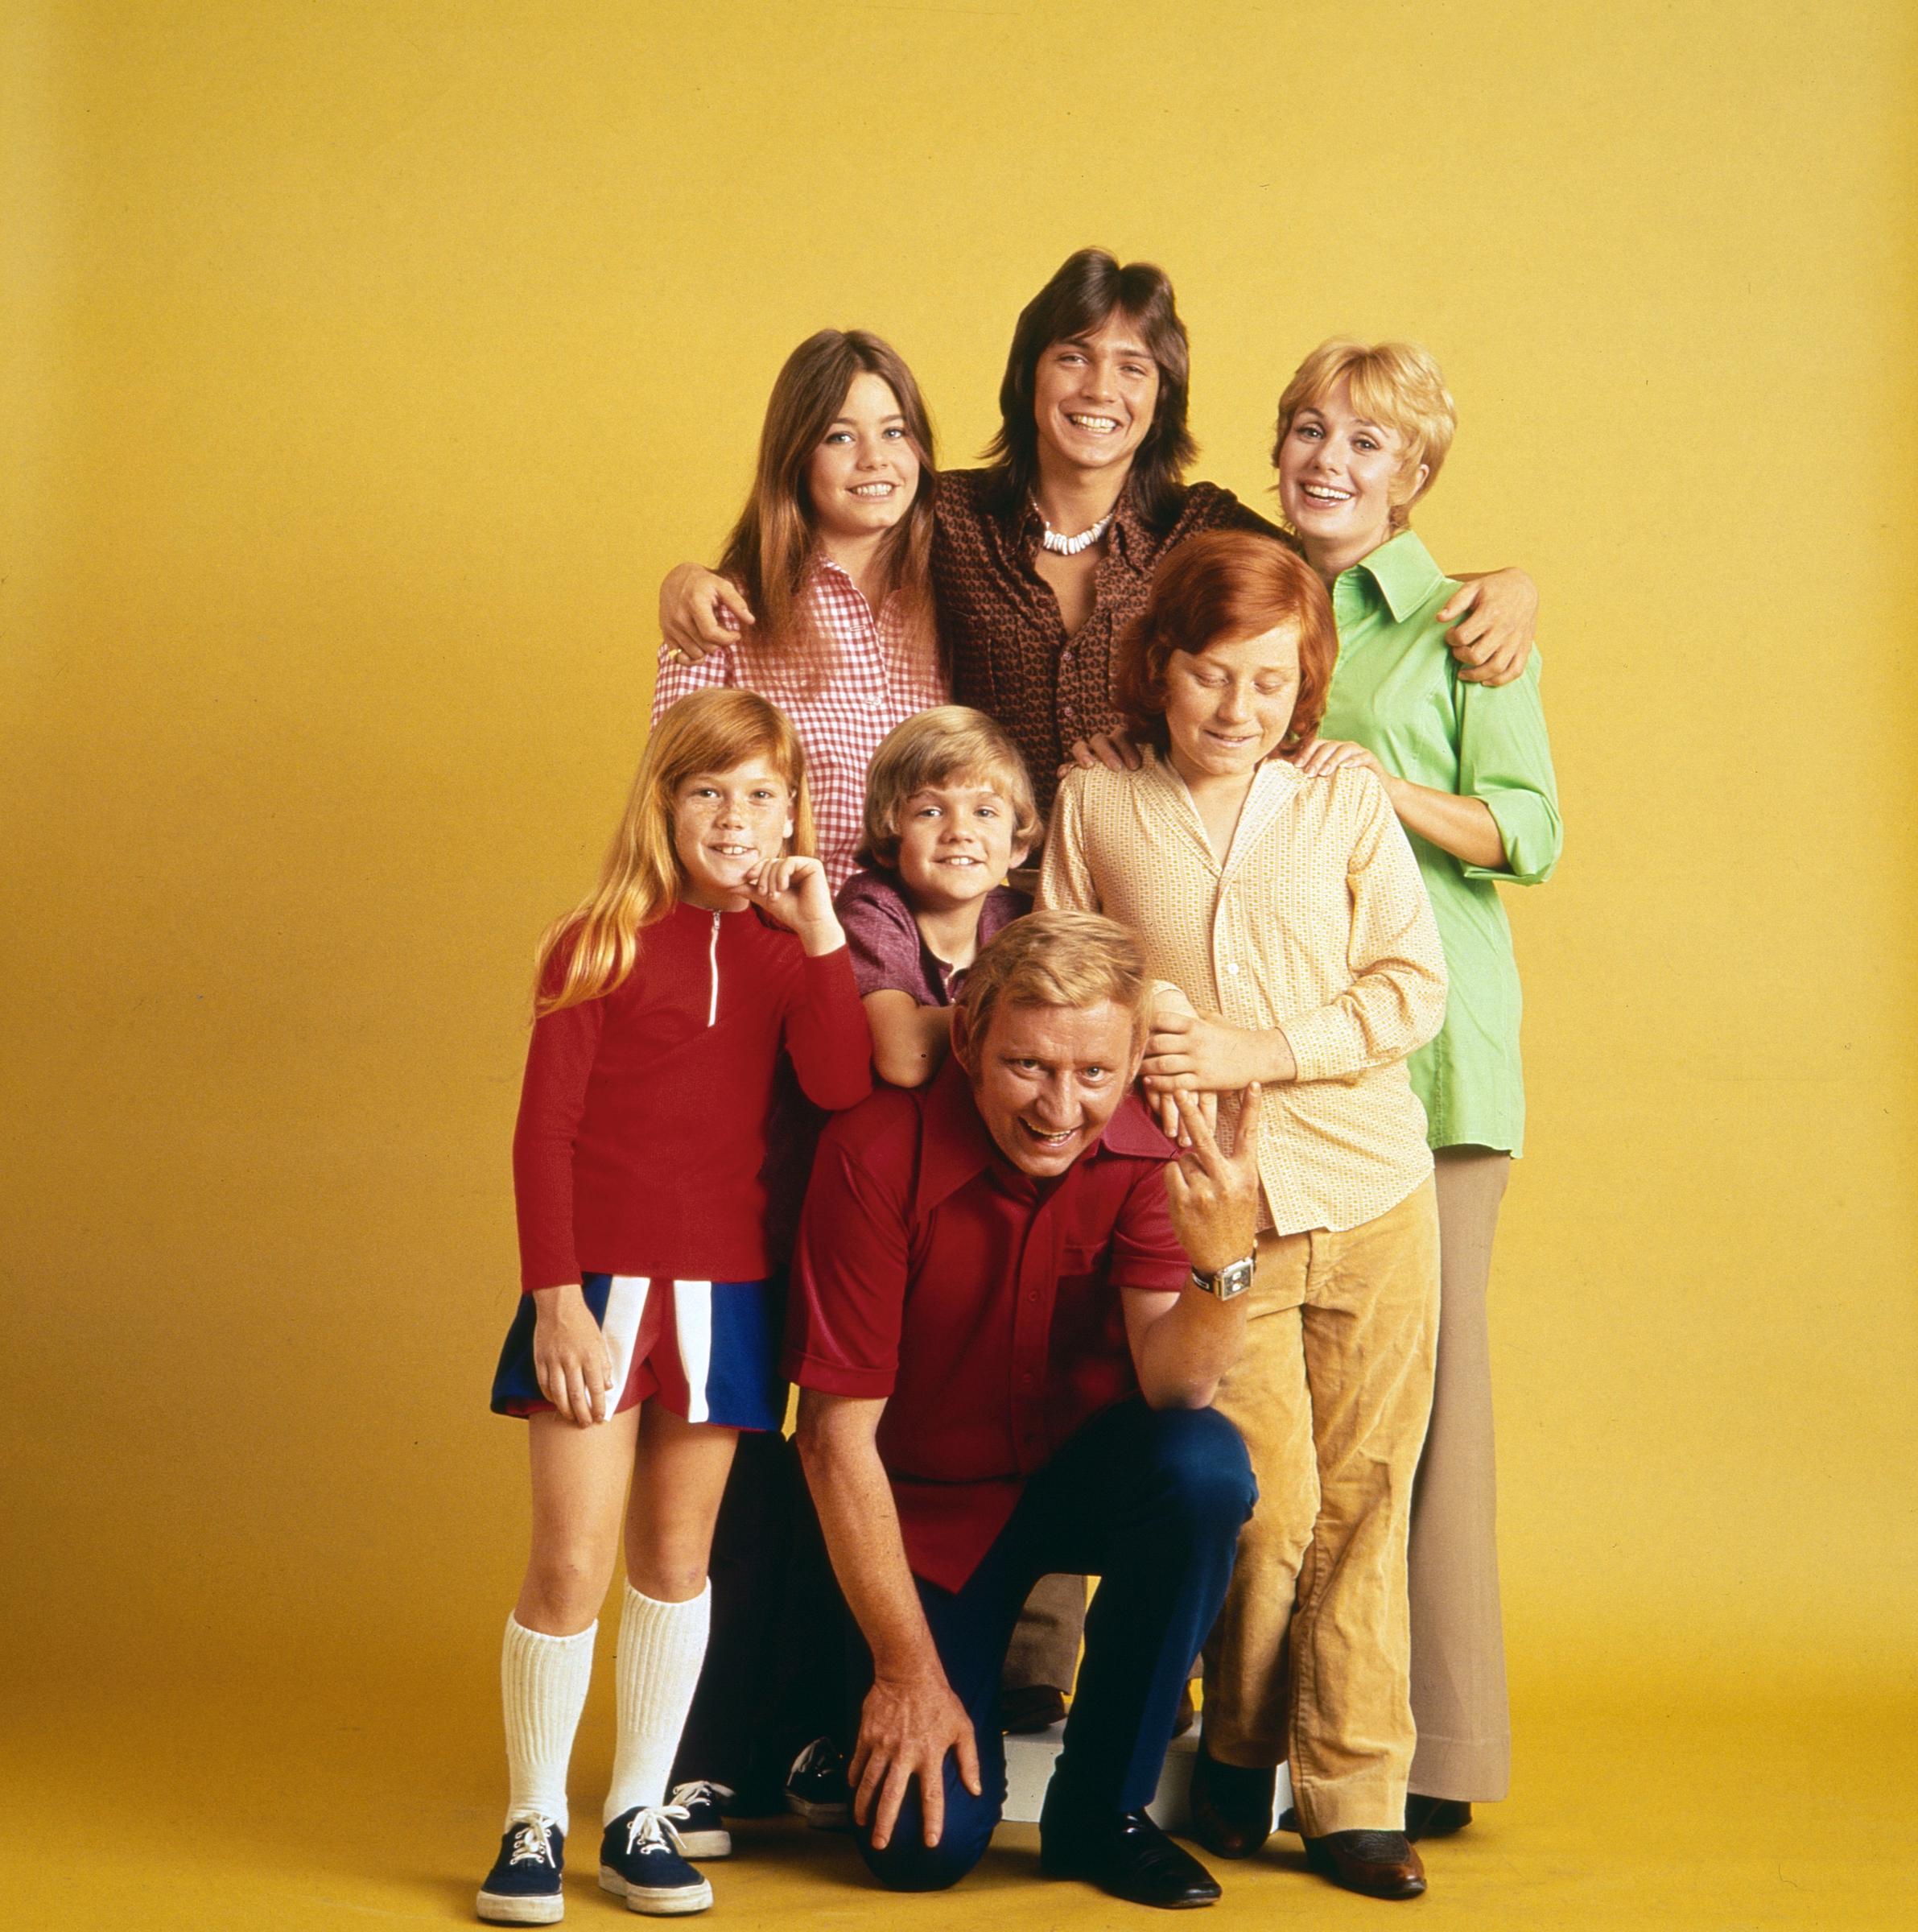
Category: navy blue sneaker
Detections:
[
  {"x1": 783, "y1": 1736, "x2": 852, "y2": 1830},
  {"x1": 666, "y1": 1780, "x2": 734, "y2": 1860},
  {"x1": 477, "y1": 1816, "x2": 565, "y2": 1925},
  {"x1": 599, "y1": 1806, "x2": 713, "y2": 1915}
]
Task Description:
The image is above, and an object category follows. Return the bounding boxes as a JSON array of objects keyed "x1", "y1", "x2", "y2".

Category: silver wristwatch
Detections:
[{"x1": 1189, "y1": 1253, "x2": 1255, "y2": 1300}]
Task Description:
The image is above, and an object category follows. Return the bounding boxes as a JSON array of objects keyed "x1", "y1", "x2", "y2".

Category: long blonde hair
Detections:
[
  {"x1": 716, "y1": 329, "x2": 938, "y2": 679},
  {"x1": 534, "y1": 690, "x2": 815, "y2": 1016}
]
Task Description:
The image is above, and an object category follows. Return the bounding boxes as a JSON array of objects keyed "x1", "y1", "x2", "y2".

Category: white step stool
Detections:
[{"x1": 1000, "y1": 1724, "x2": 1293, "y2": 1829}]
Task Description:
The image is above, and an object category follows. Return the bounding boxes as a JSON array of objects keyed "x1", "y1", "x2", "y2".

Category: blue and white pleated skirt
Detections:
[{"x1": 490, "y1": 1271, "x2": 786, "y2": 1432}]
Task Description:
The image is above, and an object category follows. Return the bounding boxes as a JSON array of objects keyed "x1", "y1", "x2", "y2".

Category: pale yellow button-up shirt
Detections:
[{"x1": 1040, "y1": 756, "x2": 1448, "y2": 1235}]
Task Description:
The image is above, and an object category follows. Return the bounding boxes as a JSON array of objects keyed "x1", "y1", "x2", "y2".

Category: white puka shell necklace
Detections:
[{"x1": 1032, "y1": 497, "x2": 1116, "y2": 557}]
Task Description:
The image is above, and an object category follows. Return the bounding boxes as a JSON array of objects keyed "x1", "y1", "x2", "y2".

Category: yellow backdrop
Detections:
[{"x1": 5, "y1": 2, "x2": 1914, "y2": 1926}]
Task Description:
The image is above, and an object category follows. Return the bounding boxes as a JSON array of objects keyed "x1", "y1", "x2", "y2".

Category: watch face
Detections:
[
  {"x1": 1218, "y1": 1256, "x2": 1255, "y2": 1300},
  {"x1": 1195, "y1": 1255, "x2": 1256, "y2": 1299}
]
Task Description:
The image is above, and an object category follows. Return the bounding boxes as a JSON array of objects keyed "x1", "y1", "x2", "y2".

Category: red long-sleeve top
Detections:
[{"x1": 512, "y1": 899, "x2": 872, "y2": 1292}]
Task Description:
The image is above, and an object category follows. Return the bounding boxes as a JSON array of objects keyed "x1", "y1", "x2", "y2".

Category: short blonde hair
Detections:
[
  {"x1": 857, "y1": 705, "x2": 1041, "y2": 870},
  {"x1": 1272, "y1": 339, "x2": 1457, "y2": 533},
  {"x1": 956, "y1": 910, "x2": 1149, "y2": 1049}
]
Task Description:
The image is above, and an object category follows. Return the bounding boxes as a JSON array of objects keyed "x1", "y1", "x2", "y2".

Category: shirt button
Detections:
[
  {"x1": 1062, "y1": 705, "x2": 1075, "y2": 722},
  {"x1": 1226, "y1": 961, "x2": 1240, "y2": 975},
  {"x1": 1021, "y1": 1372, "x2": 1035, "y2": 1387}
]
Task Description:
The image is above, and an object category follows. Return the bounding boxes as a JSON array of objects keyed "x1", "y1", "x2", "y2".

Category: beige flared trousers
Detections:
[{"x1": 1407, "y1": 1146, "x2": 1512, "y2": 1801}]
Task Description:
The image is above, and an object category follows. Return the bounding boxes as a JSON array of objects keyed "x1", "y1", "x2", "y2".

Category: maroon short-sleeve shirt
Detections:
[
  {"x1": 783, "y1": 1057, "x2": 1190, "y2": 1591},
  {"x1": 835, "y1": 866, "x2": 1030, "y2": 1007}
]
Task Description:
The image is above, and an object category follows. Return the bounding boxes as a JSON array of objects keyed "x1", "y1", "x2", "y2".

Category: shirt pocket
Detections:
[{"x1": 1047, "y1": 1241, "x2": 1122, "y2": 1357}]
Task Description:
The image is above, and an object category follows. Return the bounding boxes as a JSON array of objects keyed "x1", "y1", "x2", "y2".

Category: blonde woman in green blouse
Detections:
[{"x1": 1275, "y1": 340, "x2": 1561, "y2": 1841}]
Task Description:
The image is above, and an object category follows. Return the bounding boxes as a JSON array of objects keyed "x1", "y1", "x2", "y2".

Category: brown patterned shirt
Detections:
[{"x1": 930, "y1": 468, "x2": 1286, "y2": 816}]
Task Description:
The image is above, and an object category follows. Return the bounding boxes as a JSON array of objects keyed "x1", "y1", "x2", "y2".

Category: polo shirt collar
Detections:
[
  {"x1": 1345, "y1": 529, "x2": 1445, "y2": 624},
  {"x1": 914, "y1": 1055, "x2": 1174, "y2": 1217}
]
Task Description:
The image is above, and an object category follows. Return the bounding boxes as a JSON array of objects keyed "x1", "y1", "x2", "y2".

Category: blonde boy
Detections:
[{"x1": 835, "y1": 706, "x2": 1040, "y2": 1088}]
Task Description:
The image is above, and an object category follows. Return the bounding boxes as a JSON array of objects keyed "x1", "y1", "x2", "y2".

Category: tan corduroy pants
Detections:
[
  {"x1": 1203, "y1": 1177, "x2": 1440, "y2": 1836},
  {"x1": 1408, "y1": 1147, "x2": 1513, "y2": 1802}
]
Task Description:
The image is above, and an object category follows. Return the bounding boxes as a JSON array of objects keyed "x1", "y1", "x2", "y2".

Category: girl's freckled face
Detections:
[{"x1": 671, "y1": 758, "x2": 794, "y2": 906}]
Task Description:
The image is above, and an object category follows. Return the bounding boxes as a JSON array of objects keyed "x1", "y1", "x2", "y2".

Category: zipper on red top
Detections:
[{"x1": 707, "y1": 910, "x2": 721, "y2": 1027}]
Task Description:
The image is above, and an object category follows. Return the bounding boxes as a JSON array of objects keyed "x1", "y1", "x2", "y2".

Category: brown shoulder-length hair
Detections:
[
  {"x1": 717, "y1": 328, "x2": 938, "y2": 667},
  {"x1": 1113, "y1": 530, "x2": 1338, "y2": 756},
  {"x1": 982, "y1": 249, "x2": 1198, "y2": 531}
]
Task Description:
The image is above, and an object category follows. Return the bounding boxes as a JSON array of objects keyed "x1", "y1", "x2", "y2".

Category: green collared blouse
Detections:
[{"x1": 1318, "y1": 530, "x2": 1561, "y2": 1155}]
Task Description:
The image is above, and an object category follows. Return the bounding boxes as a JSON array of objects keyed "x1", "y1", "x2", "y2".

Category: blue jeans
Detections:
[{"x1": 856, "y1": 1397, "x2": 1255, "y2": 1892}]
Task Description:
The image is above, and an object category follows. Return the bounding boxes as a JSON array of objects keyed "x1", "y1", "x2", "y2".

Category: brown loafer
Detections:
[
  {"x1": 1187, "y1": 1739, "x2": 1275, "y2": 1860},
  {"x1": 1302, "y1": 1829, "x2": 1427, "y2": 1900},
  {"x1": 999, "y1": 1683, "x2": 1068, "y2": 1734},
  {"x1": 1403, "y1": 1794, "x2": 1472, "y2": 1840}
]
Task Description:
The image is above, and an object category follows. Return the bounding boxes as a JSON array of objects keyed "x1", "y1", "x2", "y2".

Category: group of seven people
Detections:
[{"x1": 476, "y1": 247, "x2": 1561, "y2": 1922}]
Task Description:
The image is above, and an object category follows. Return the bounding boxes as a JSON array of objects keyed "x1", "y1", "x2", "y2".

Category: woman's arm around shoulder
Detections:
[
  {"x1": 658, "y1": 564, "x2": 754, "y2": 665},
  {"x1": 1453, "y1": 651, "x2": 1562, "y2": 885}
]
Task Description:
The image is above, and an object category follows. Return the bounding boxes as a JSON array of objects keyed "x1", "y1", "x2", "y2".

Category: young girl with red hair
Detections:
[{"x1": 477, "y1": 688, "x2": 870, "y2": 1923}]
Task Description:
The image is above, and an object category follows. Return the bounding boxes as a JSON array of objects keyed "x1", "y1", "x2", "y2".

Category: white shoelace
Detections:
[
  {"x1": 621, "y1": 1805, "x2": 692, "y2": 1858},
  {"x1": 668, "y1": 1779, "x2": 735, "y2": 1811},
  {"x1": 507, "y1": 1818, "x2": 558, "y2": 1868}
]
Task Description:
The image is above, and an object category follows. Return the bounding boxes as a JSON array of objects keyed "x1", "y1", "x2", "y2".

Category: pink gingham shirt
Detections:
[{"x1": 651, "y1": 555, "x2": 948, "y2": 889}]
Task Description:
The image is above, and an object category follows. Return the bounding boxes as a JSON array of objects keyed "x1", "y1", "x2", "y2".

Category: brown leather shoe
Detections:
[
  {"x1": 1187, "y1": 1739, "x2": 1275, "y2": 1860},
  {"x1": 1403, "y1": 1794, "x2": 1471, "y2": 1840},
  {"x1": 1302, "y1": 1830, "x2": 1427, "y2": 1900},
  {"x1": 999, "y1": 1683, "x2": 1068, "y2": 1733}
]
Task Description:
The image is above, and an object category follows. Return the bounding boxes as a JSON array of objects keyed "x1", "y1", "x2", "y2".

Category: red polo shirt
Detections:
[{"x1": 783, "y1": 1056, "x2": 1189, "y2": 1591}]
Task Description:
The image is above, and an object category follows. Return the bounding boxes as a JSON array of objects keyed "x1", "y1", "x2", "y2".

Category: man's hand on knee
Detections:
[{"x1": 851, "y1": 1673, "x2": 983, "y2": 1850}]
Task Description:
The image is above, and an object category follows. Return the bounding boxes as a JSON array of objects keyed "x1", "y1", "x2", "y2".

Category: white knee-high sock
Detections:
[
  {"x1": 501, "y1": 1616, "x2": 596, "y2": 1835},
  {"x1": 603, "y1": 1580, "x2": 712, "y2": 1824}
]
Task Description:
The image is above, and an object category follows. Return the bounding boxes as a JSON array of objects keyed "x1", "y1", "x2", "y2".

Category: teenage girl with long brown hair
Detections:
[
  {"x1": 476, "y1": 689, "x2": 870, "y2": 1923},
  {"x1": 651, "y1": 329, "x2": 947, "y2": 890}
]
